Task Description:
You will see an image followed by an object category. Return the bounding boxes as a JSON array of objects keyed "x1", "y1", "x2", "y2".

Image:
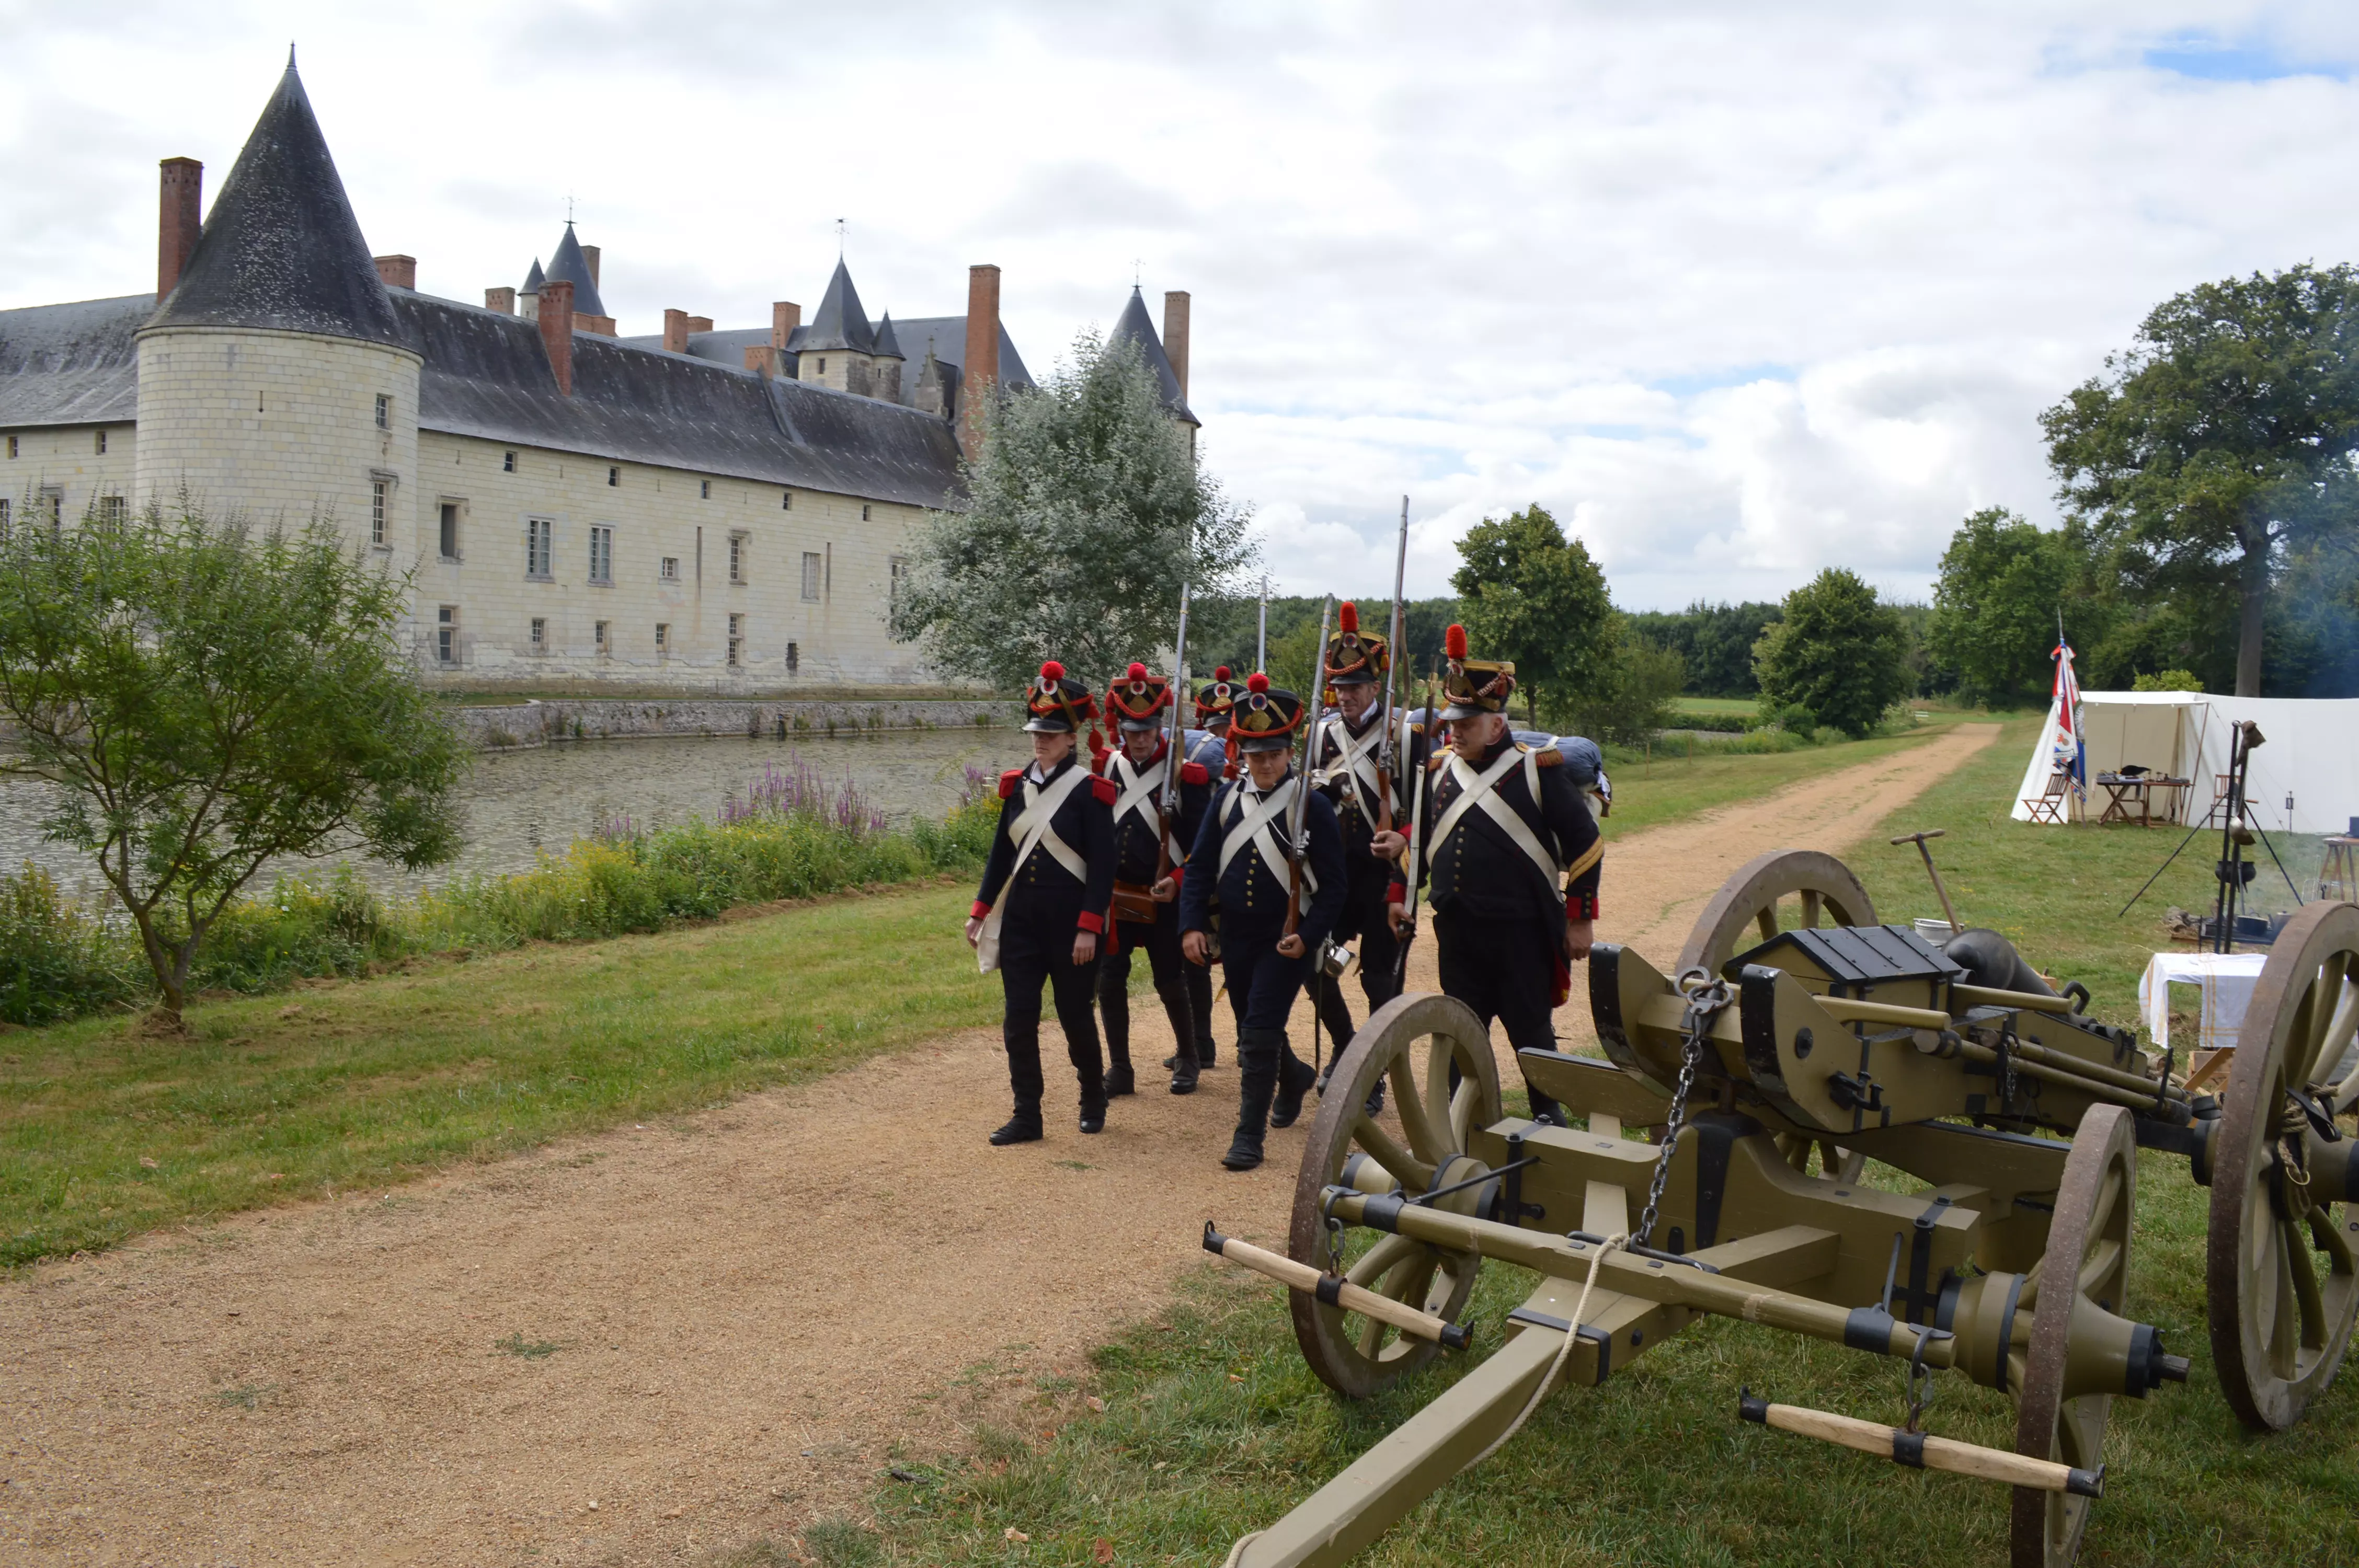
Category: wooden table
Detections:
[
  {"x1": 2323, "y1": 837, "x2": 2359, "y2": 903},
  {"x1": 2096, "y1": 775, "x2": 2191, "y2": 826}
]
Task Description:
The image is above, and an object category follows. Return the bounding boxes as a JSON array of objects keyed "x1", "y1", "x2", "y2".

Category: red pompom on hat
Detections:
[
  {"x1": 1444, "y1": 624, "x2": 1469, "y2": 660},
  {"x1": 1215, "y1": 666, "x2": 1232, "y2": 680},
  {"x1": 1040, "y1": 660, "x2": 1064, "y2": 681},
  {"x1": 1127, "y1": 662, "x2": 1149, "y2": 681},
  {"x1": 1337, "y1": 601, "x2": 1359, "y2": 634},
  {"x1": 1246, "y1": 671, "x2": 1270, "y2": 693}
]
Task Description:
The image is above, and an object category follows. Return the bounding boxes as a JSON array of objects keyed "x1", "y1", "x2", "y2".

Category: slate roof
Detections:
[
  {"x1": 146, "y1": 61, "x2": 406, "y2": 351},
  {"x1": 1109, "y1": 286, "x2": 1195, "y2": 424},
  {"x1": 521, "y1": 257, "x2": 545, "y2": 294},
  {"x1": 873, "y1": 312, "x2": 902, "y2": 360},
  {"x1": 800, "y1": 260, "x2": 874, "y2": 353},
  {"x1": 890, "y1": 315, "x2": 1036, "y2": 390},
  {"x1": 0, "y1": 294, "x2": 147, "y2": 426},
  {"x1": 541, "y1": 224, "x2": 607, "y2": 319}
]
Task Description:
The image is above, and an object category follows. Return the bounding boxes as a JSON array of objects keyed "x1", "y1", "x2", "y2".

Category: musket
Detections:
[
  {"x1": 1154, "y1": 582, "x2": 1193, "y2": 885},
  {"x1": 1256, "y1": 575, "x2": 1269, "y2": 671},
  {"x1": 1391, "y1": 662, "x2": 1438, "y2": 988},
  {"x1": 1375, "y1": 495, "x2": 1409, "y2": 835},
  {"x1": 1282, "y1": 595, "x2": 1334, "y2": 944}
]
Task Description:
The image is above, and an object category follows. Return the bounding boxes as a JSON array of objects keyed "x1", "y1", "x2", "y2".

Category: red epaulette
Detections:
[
  {"x1": 1180, "y1": 760, "x2": 1209, "y2": 786},
  {"x1": 998, "y1": 768, "x2": 1023, "y2": 800},
  {"x1": 1535, "y1": 747, "x2": 1563, "y2": 768},
  {"x1": 1090, "y1": 752, "x2": 1111, "y2": 777},
  {"x1": 1090, "y1": 774, "x2": 1119, "y2": 806}
]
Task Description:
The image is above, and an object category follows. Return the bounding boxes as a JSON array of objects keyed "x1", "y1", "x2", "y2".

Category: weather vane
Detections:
[{"x1": 837, "y1": 217, "x2": 847, "y2": 256}]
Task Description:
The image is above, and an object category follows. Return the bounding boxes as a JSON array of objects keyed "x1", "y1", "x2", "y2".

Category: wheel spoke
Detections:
[
  {"x1": 2312, "y1": 1206, "x2": 2358, "y2": 1277},
  {"x1": 2082, "y1": 1168, "x2": 2126, "y2": 1254},
  {"x1": 1449, "y1": 1072, "x2": 1476, "y2": 1148},
  {"x1": 2077, "y1": 1237, "x2": 2124, "y2": 1300},
  {"x1": 1800, "y1": 889, "x2": 1822, "y2": 930},
  {"x1": 1353, "y1": 1117, "x2": 1435, "y2": 1191},
  {"x1": 1345, "y1": 1232, "x2": 1421, "y2": 1289},
  {"x1": 2285, "y1": 1216, "x2": 2328, "y2": 1353},
  {"x1": 1391, "y1": 1046, "x2": 1451, "y2": 1166},
  {"x1": 2267, "y1": 1231, "x2": 2298, "y2": 1376}
]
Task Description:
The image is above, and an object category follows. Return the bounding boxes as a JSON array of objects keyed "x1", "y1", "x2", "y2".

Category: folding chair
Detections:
[{"x1": 2021, "y1": 768, "x2": 2070, "y2": 824}]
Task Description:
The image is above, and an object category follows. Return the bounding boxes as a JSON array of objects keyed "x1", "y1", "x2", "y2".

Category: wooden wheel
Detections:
[
  {"x1": 2206, "y1": 901, "x2": 2359, "y2": 1431},
  {"x1": 2011, "y1": 1102, "x2": 2135, "y2": 1568},
  {"x1": 1678, "y1": 848, "x2": 1878, "y2": 977},
  {"x1": 1288, "y1": 991, "x2": 1503, "y2": 1399}
]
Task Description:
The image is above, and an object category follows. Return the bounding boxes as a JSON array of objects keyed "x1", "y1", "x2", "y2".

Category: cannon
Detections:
[{"x1": 1206, "y1": 848, "x2": 2359, "y2": 1567}]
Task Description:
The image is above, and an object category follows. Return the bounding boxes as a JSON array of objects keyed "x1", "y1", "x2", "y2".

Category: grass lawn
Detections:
[
  {"x1": 1670, "y1": 696, "x2": 1761, "y2": 716},
  {"x1": 861, "y1": 719, "x2": 2359, "y2": 1567},
  {"x1": 1600, "y1": 721, "x2": 1960, "y2": 838},
  {"x1": 0, "y1": 879, "x2": 995, "y2": 1266}
]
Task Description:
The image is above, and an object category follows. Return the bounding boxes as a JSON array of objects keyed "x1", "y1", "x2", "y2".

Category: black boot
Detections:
[
  {"x1": 1169, "y1": 1040, "x2": 1200, "y2": 1095},
  {"x1": 1105, "y1": 1058, "x2": 1136, "y2": 1097},
  {"x1": 1267, "y1": 1044, "x2": 1317, "y2": 1129},
  {"x1": 990, "y1": 1108, "x2": 1044, "y2": 1146},
  {"x1": 1080, "y1": 1086, "x2": 1108, "y2": 1135},
  {"x1": 1223, "y1": 1030, "x2": 1279, "y2": 1170}
]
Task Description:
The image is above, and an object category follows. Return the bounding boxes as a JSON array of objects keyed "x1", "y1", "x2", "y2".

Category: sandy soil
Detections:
[{"x1": 0, "y1": 724, "x2": 1997, "y2": 1565}]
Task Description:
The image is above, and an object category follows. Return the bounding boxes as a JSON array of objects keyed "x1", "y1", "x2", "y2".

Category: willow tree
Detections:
[{"x1": 889, "y1": 331, "x2": 1257, "y2": 691}]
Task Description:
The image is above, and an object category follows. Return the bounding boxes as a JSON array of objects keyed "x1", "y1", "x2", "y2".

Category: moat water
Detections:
[{"x1": 0, "y1": 729, "x2": 1024, "y2": 901}]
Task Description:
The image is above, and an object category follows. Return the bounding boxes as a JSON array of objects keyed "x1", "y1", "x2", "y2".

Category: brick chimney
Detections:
[
  {"x1": 1163, "y1": 291, "x2": 1191, "y2": 401},
  {"x1": 687, "y1": 316, "x2": 713, "y2": 333},
  {"x1": 485, "y1": 286, "x2": 516, "y2": 315},
  {"x1": 581, "y1": 245, "x2": 601, "y2": 287},
  {"x1": 157, "y1": 157, "x2": 202, "y2": 300},
  {"x1": 744, "y1": 345, "x2": 781, "y2": 377},
  {"x1": 539, "y1": 278, "x2": 575, "y2": 395},
  {"x1": 374, "y1": 255, "x2": 417, "y2": 290},
  {"x1": 663, "y1": 308, "x2": 690, "y2": 354},
  {"x1": 961, "y1": 264, "x2": 1001, "y2": 457},
  {"x1": 772, "y1": 301, "x2": 801, "y2": 350}
]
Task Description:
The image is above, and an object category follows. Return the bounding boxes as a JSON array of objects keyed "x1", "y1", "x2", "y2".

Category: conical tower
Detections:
[
  {"x1": 796, "y1": 258, "x2": 878, "y2": 395},
  {"x1": 135, "y1": 52, "x2": 421, "y2": 538}
]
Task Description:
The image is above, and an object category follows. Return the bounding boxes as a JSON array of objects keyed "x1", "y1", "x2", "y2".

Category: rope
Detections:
[{"x1": 1216, "y1": 1233, "x2": 1628, "y2": 1566}]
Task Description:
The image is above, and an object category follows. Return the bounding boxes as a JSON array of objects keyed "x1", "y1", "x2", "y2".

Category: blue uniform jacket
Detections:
[
  {"x1": 971, "y1": 756, "x2": 1118, "y2": 935},
  {"x1": 1177, "y1": 770, "x2": 1349, "y2": 947}
]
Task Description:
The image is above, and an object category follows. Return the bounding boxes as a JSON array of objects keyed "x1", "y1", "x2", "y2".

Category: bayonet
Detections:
[
  {"x1": 1283, "y1": 595, "x2": 1333, "y2": 942},
  {"x1": 1155, "y1": 582, "x2": 1192, "y2": 884}
]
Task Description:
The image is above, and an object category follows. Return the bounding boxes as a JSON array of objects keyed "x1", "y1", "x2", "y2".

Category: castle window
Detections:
[
  {"x1": 439, "y1": 502, "x2": 461, "y2": 560},
  {"x1": 526, "y1": 517, "x2": 554, "y2": 580},
  {"x1": 889, "y1": 554, "x2": 908, "y2": 604},
  {"x1": 95, "y1": 430, "x2": 107, "y2": 455},
  {"x1": 40, "y1": 486, "x2": 62, "y2": 529},
  {"x1": 727, "y1": 613, "x2": 745, "y2": 668},
  {"x1": 817, "y1": 357, "x2": 827, "y2": 375},
  {"x1": 594, "y1": 619, "x2": 611, "y2": 655},
  {"x1": 503, "y1": 451, "x2": 517, "y2": 472},
  {"x1": 375, "y1": 394, "x2": 391, "y2": 430},
  {"x1": 607, "y1": 466, "x2": 620, "y2": 487},
  {"x1": 371, "y1": 480, "x2": 388, "y2": 545},
  {"x1": 729, "y1": 531, "x2": 748, "y2": 584},
  {"x1": 781, "y1": 490, "x2": 793, "y2": 510},
  {"x1": 97, "y1": 495, "x2": 126, "y2": 527},
  {"x1": 786, "y1": 640, "x2": 799, "y2": 674},
  {"x1": 530, "y1": 616, "x2": 546, "y2": 651},
  {"x1": 655, "y1": 622, "x2": 670, "y2": 657},
  {"x1": 861, "y1": 503, "x2": 872, "y2": 522},
  {"x1": 660, "y1": 556, "x2": 679, "y2": 582},
  {"x1": 800, "y1": 551, "x2": 822, "y2": 602},
  {"x1": 437, "y1": 605, "x2": 459, "y2": 664},
  {"x1": 5, "y1": 435, "x2": 16, "y2": 458},
  {"x1": 589, "y1": 525, "x2": 614, "y2": 585},
  {"x1": 700, "y1": 479, "x2": 712, "y2": 500}
]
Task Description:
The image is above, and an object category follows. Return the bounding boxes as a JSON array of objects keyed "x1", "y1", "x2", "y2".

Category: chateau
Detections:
[{"x1": 0, "y1": 57, "x2": 1198, "y2": 692}]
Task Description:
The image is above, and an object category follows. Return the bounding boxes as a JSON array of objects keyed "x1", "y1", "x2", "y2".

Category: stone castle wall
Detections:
[{"x1": 451, "y1": 696, "x2": 1017, "y2": 748}]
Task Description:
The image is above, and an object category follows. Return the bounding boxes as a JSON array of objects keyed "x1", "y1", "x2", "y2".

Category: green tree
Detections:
[
  {"x1": 889, "y1": 331, "x2": 1256, "y2": 690},
  {"x1": 1751, "y1": 568, "x2": 1911, "y2": 739},
  {"x1": 2042, "y1": 263, "x2": 2359, "y2": 696},
  {"x1": 1627, "y1": 600, "x2": 1783, "y2": 696},
  {"x1": 1449, "y1": 505, "x2": 1617, "y2": 725},
  {"x1": 1927, "y1": 508, "x2": 2085, "y2": 706},
  {"x1": 1554, "y1": 628, "x2": 1685, "y2": 745},
  {"x1": 0, "y1": 501, "x2": 465, "y2": 1022}
]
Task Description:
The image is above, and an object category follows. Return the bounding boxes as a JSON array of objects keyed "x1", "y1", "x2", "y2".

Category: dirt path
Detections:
[{"x1": 0, "y1": 725, "x2": 1998, "y2": 1565}]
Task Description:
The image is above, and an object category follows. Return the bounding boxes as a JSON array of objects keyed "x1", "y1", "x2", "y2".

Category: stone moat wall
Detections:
[{"x1": 452, "y1": 697, "x2": 1021, "y2": 750}]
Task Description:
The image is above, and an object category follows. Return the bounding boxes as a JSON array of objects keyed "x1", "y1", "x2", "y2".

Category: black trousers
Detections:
[
  {"x1": 1312, "y1": 885, "x2": 1406, "y2": 1060},
  {"x1": 999, "y1": 916, "x2": 1105, "y2": 1113},
  {"x1": 1185, "y1": 962, "x2": 1217, "y2": 1050},
  {"x1": 1433, "y1": 904, "x2": 1564, "y2": 1118},
  {"x1": 1221, "y1": 929, "x2": 1318, "y2": 1034},
  {"x1": 1097, "y1": 904, "x2": 1195, "y2": 1064}
]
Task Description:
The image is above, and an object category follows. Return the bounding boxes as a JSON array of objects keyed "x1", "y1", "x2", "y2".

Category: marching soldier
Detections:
[
  {"x1": 1180, "y1": 673, "x2": 1347, "y2": 1171},
  {"x1": 967, "y1": 661, "x2": 1118, "y2": 1145},
  {"x1": 1094, "y1": 662, "x2": 1214, "y2": 1094},
  {"x1": 1374, "y1": 625, "x2": 1601, "y2": 1124},
  {"x1": 1167, "y1": 666, "x2": 1246, "y2": 1076},
  {"x1": 1306, "y1": 604, "x2": 1425, "y2": 1100}
]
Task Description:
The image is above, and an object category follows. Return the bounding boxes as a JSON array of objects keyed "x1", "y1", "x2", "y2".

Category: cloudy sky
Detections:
[{"x1": 6, "y1": 2, "x2": 2357, "y2": 607}]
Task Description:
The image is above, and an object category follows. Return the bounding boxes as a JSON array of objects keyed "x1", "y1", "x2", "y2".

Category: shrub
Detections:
[
  {"x1": 2133, "y1": 668, "x2": 2205, "y2": 693},
  {"x1": 0, "y1": 864, "x2": 146, "y2": 1025}
]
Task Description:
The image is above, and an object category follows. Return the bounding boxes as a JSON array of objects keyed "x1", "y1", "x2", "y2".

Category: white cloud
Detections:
[{"x1": 6, "y1": 2, "x2": 2359, "y2": 606}]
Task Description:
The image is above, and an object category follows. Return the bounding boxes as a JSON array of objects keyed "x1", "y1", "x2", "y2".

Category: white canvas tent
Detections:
[{"x1": 2012, "y1": 690, "x2": 2359, "y2": 834}]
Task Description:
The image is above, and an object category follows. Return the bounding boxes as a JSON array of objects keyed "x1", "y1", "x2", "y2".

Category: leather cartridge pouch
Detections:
[{"x1": 1111, "y1": 881, "x2": 1159, "y2": 926}]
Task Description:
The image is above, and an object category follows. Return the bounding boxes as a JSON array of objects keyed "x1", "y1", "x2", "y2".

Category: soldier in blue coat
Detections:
[
  {"x1": 1093, "y1": 662, "x2": 1215, "y2": 1095},
  {"x1": 1166, "y1": 666, "x2": 1244, "y2": 1077},
  {"x1": 1180, "y1": 673, "x2": 1348, "y2": 1171},
  {"x1": 967, "y1": 661, "x2": 1119, "y2": 1145}
]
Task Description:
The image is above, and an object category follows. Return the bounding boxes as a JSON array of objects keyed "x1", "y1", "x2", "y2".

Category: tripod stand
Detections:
[{"x1": 2120, "y1": 719, "x2": 2299, "y2": 947}]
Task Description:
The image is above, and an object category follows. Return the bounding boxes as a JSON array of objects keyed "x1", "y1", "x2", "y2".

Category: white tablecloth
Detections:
[{"x1": 2138, "y1": 952, "x2": 2269, "y2": 1053}]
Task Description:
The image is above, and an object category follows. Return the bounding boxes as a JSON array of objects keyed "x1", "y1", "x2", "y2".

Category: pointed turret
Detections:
[
  {"x1": 802, "y1": 259, "x2": 875, "y2": 353},
  {"x1": 542, "y1": 223, "x2": 606, "y2": 319},
  {"x1": 872, "y1": 311, "x2": 904, "y2": 402},
  {"x1": 872, "y1": 311, "x2": 901, "y2": 360},
  {"x1": 1109, "y1": 285, "x2": 1196, "y2": 426},
  {"x1": 146, "y1": 57, "x2": 404, "y2": 347},
  {"x1": 521, "y1": 257, "x2": 545, "y2": 295}
]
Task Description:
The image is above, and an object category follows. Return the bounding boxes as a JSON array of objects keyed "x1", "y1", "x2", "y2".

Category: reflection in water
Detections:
[{"x1": 0, "y1": 729, "x2": 1028, "y2": 899}]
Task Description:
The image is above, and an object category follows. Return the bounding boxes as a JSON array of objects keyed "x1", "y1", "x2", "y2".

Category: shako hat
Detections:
[
  {"x1": 1439, "y1": 623, "x2": 1516, "y2": 721},
  {"x1": 1323, "y1": 601, "x2": 1388, "y2": 687},
  {"x1": 1195, "y1": 665, "x2": 1243, "y2": 726},
  {"x1": 1024, "y1": 661, "x2": 1098, "y2": 733},
  {"x1": 1105, "y1": 662, "x2": 1174, "y2": 733},
  {"x1": 1230, "y1": 672, "x2": 1308, "y2": 754}
]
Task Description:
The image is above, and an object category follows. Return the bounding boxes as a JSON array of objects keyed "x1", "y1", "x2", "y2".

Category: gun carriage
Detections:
[{"x1": 1206, "y1": 848, "x2": 2359, "y2": 1567}]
